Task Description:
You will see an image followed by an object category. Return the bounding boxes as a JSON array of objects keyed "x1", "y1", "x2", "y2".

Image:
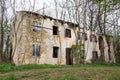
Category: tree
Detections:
[
  {"x1": 0, "y1": 0, "x2": 7, "y2": 62},
  {"x1": 57, "y1": 0, "x2": 120, "y2": 63}
]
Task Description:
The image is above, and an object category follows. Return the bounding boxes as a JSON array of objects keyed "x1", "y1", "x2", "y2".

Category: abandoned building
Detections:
[{"x1": 10, "y1": 11, "x2": 115, "y2": 65}]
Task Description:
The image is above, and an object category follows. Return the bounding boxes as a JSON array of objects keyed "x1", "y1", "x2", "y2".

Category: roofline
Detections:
[{"x1": 17, "y1": 11, "x2": 79, "y2": 27}]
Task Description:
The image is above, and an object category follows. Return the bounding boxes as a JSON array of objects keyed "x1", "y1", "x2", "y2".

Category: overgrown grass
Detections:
[
  {"x1": 0, "y1": 63, "x2": 15, "y2": 72},
  {"x1": 55, "y1": 75, "x2": 79, "y2": 80},
  {"x1": 0, "y1": 62, "x2": 120, "y2": 73},
  {"x1": 0, "y1": 63, "x2": 120, "y2": 80},
  {"x1": 15, "y1": 64, "x2": 55, "y2": 70},
  {"x1": 0, "y1": 63, "x2": 56, "y2": 72},
  {"x1": 72, "y1": 62, "x2": 120, "y2": 67},
  {"x1": 0, "y1": 74, "x2": 16, "y2": 80}
]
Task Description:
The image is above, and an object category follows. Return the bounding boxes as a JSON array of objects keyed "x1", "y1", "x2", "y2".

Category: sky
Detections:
[
  {"x1": 7, "y1": 0, "x2": 57, "y2": 18},
  {"x1": 8, "y1": 0, "x2": 120, "y2": 25},
  {"x1": 14, "y1": 0, "x2": 58, "y2": 17}
]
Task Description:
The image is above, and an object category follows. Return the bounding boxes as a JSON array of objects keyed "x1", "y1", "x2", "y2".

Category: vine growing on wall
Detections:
[{"x1": 72, "y1": 41, "x2": 85, "y2": 64}]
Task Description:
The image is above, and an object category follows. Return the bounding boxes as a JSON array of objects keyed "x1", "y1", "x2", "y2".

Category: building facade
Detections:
[{"x1": 10, "y1": 11, "x2": 115, "y2": 65}]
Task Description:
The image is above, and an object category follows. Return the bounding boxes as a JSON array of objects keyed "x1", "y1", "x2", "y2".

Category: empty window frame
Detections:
[
  {"x1": 83, "y1": 33, "x2": 88, "y2": 41},
  {"x1": 53, "y1": 26, "x2": 58, "y2": 35},
  {"x1": 53, "y1": 47, "x2": 59, "y2": 58},
  {"x1": 90, "y1": 34, "x2": 97, "y2": 42},
  {"x1": 78, "y1": 32, "x2": 83, "y2": 40},
  {"x1": 32, "y1": 44, "x2": 40, "y2": 57},
  {"x1": 65, "y1": 29, "x2": 71, "y2": 38},
  {"x1": 92, "y1": 51, "x2": 98, "y2": 59},
  {"x1": 33, "y1": 21, "x2": 41, "y2": 32}
]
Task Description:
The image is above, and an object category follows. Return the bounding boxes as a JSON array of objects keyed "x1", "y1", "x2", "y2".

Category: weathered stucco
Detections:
[
  {"x1": 11, "y1": 11, "x2": 78, "y2": 65},
  {"x1": 10, "y1": 11, "x2": 115, "y2": 65}
]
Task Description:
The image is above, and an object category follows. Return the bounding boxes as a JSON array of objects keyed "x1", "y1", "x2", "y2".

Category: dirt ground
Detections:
[{"x1": 0, "y1": 67, "x2": 120, "y2": 80}]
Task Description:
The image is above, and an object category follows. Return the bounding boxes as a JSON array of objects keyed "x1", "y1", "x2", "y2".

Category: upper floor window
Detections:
[
  {"x1": 65, "y1": 29, "x2": 71, "y2": 38},
  {"x1": 90, "y1": 34, "x2": 97, "y2": 42},
  {"x1": 53, "y1": 26, "x2": 58, "y2": 35},
  {"x1": 32, "y1": 44, "x2": 40, "y2": 57},
  {"x1": 33, "y1": 21, "x2": 41, "y2": 32},
  {"x1": 83, "y1": 33, "x2": 88, "y2": 41},
  {"x1": 78, "y1": 32, "x2": 88, "y2": 41},
  {"x1": 78, "y1": 32, "x2": 83, "y2": 40}
]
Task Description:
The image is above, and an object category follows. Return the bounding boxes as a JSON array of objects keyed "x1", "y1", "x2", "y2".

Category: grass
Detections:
[
  {"x1": 0, "y1": 63, "x2": 56, "y2": 72},
  {"x1": 0, "y1": 63, "x2": 120, "y2": 80},
  {"x1": 55, "y1": 75, "x2": 79, "y2": 80},
  {"x1": 0, "y1": 74, "x2": 16, "y2": 80},
  {"x1": 0, "y1": 63, "x2": 14, "y2": 72},
  {"x1": 0, "y1": 62, "x2": 120, "y2": 72}
]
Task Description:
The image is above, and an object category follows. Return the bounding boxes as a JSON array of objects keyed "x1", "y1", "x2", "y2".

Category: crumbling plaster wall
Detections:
[
  {"x1": 11, "y1": 12, "x2": 78, "y2": 65},
  {"x1": 84, "y1": 30, "x2": 115, "y2": 63},
  {"x1": 11, "y1": 12, "x2": 27, "y2": 65},
  {"x1": 84, "y1": 30, "x2": 100, "y2": 63},
  {"x1": 11, "y1": 11, "x2": 115, "y2": 65}
]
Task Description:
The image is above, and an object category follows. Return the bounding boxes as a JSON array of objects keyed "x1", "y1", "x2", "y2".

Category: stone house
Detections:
[{"x1": 10, "y1": 11, "x2": 115, "y2": 65}]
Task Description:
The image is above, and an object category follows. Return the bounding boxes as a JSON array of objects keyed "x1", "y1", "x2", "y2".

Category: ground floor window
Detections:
[
  {"x1": 32, "y1": 44, "x2": 40, "y2": 57},
  {"x1": 92, "y1": 51, "x2": 98, "y2": 59},
  {"x1": 53, "y1": 47, "x2": 59, "y2": 58}
]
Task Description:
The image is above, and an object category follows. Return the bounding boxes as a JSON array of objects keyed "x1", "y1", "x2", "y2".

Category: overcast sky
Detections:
[
  {"x1": 8, "y1": 0, "x2": 120, "y2": 25},
  {"x1": 13, "y1": 0, "x2": 59, "y2": 18}
]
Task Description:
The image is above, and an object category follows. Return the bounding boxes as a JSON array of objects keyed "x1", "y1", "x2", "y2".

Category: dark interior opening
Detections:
[
  {"x1": 53, "y1": 47, "x2": 59, "y2": 58},
  {"x1": 66, "y1": 48, "x2": 73, "y2": 65},
  {"x1": 65, "y1": 29, "x2": 71, "y2": 38},
  {"x1": 98, "y1": 36, "x2": 104, "y2": 61},
  {"x1": 53, "y1": 26, "x2": 58, "y2": 35}
]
